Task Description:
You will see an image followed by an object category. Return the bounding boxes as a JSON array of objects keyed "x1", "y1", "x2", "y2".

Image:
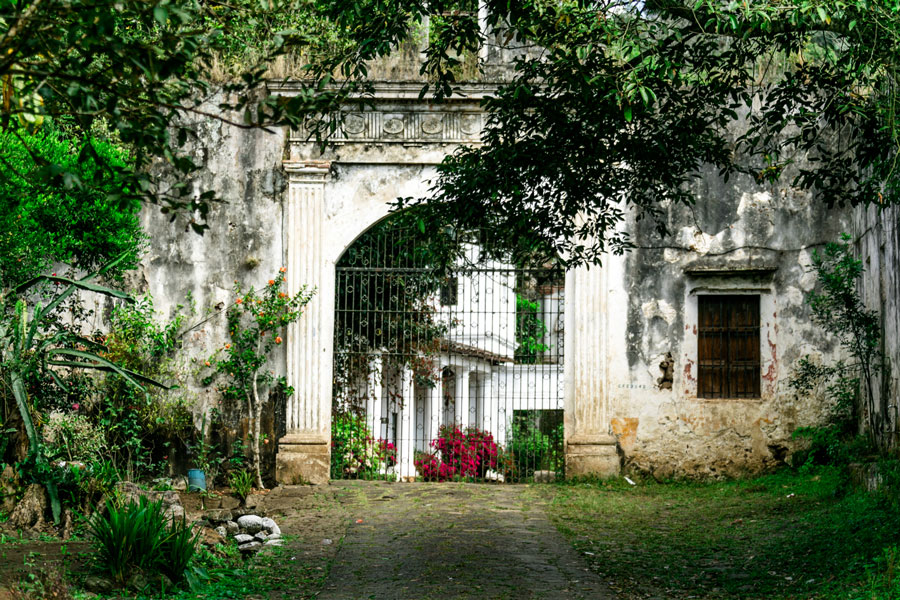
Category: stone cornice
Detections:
[{"x1": 269, "y1": 80, "x2": 499, "y2": 102}]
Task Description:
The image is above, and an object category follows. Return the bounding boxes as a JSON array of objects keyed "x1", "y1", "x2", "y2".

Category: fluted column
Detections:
[
  {"x1": 276, "y1": 160, "x2": 333, "y2": 485},
  {"x1": 455, "y1": 369, "x2": 470, "y2": 429},
  {"x1": 428, "y1": 371, "x2": 442, "y2": 444},
  {"x1": 399, "y1": 366, "x2": 415, "y2": 480},
  {"x1": 367, "y1": 353, "x2": 383, "y2": 440},
  {"x1": 563, "y1": 264, "x2": 619, "y2": 478}
]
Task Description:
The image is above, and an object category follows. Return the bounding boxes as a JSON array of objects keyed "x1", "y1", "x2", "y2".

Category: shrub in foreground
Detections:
[{"x1": 87, "y1": 497, "x2": 199, "y2": 587}]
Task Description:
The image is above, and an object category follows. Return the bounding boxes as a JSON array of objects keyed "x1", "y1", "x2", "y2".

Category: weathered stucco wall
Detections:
[
  {"x1": 128, "y1": 117, "x2": 292, "y2": 480},
  {"x1": 604, "y1": 168, "x2": 853, "y2": 479},
  {"x1": 854, "y1": 204, "x2": 900, "y2": 449},
  {"x1": 128, "y1": 74, "x2": 873, "y2": 483}
]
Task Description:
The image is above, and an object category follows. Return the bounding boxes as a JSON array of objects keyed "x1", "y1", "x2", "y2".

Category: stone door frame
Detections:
[{"x1": 273, "y1": 82, "x2": 618, "y2": 484}]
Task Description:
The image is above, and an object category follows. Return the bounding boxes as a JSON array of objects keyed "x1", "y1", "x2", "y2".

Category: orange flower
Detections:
[
  {"x1": 279, "y1": 267, "x2": 286, "y2": 273},
  {"x1": 259, "y1": 312, "x2": 265, "y2": 317},
  {"x1": 205, "y1": 361, "x2": 211, "y2": 367},
  {"x1": 278, "y1": 292, "x2": 286, "y2": 298},
  {"x1": 275, "y1": 336, "x2": 283, "y2": 344},
  {"x1": 235, "y1": 298, "x2": 243, "y2": 304},
  {"x1": 225, "y1": 343, "x2": 231, "y2": 349},
  {"x1": 268, "y1": 279, "x2": 275, "y2": 286}
]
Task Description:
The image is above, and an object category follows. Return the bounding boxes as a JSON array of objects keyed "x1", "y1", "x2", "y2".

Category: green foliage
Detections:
[
  {"x1": 5, "y1": 0, "x2": 900, "y2": 264},
  {"x1": 330, "y1": 411, "x2": 395, "y2": 479},
  {"x1": 506, "y1": 411, "x2": 564, "y2": 481},
  {"x1": 87, "y1": 497, "x2": 199, "y2": 587},
  {"x1": 87, "y1": 497, "x2": 168, "y2": 585},
  {"x1": 807, "y1": 235, "x2": 881, "y2": 371},
  {"x1": 204, "y1": 0, "x2": 352, "y2": 76},
  {"x1": 227, "y1": 439, "x2": 248, "y2": 471},
  {"x1": 791, "y1": 426, "x2": 872, "y2": 470},
  {"x1": 0, "y1": 125, "x2": 144, "y2": 287},
  {"x1": 0, "y1": 0, "x2": 407, "y2": 229},
  {"x1": 204, "y1": 272, "x2": 313, "y2": 488},
  {"x1": 0, "y1": 255, "x2": 166, "y2": 523},
  {"x1": 0, "y1": 417, "x2": 17, "y2": 463},
  {"x1": 514, "y1": 294, "x2": 548, "y2": 364},
  {"x1": 42, "y1": 413, "x2": 106, "y2": 464},
  {"x1": 397, "y1": 1, "x2": 900, "y2": 267},
  {"x1": 545, "y1": 466, "x2": 900, "y2": 599},
  {"x1": 856, "y1": 545, "x2": 900, "y2": 600},
  {"x1": 52, "y1": 460, "x2": 121, "y2": 514},
  {"x1": 790, "y1": 233, "x2": 886, "y2": 455},
  {"x1": 160, "y1": 515, "x2": 201, "y2": 585},
  {"x1": 89, "y1": 295, "x2": 195, "y2": 481},
  {"x1": 228, "y1": 469, "x2": 253, "y2": 501}
]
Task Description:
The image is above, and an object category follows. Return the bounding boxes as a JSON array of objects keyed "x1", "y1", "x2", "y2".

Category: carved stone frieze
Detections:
[{"x1": 291, "y1": 110, "x2": 485, "y2": 145}]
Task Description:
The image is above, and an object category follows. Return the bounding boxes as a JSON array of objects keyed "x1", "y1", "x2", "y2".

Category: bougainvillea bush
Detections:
[{"x1": 415, "y1": 425, "x2": 499, "y2": 481}]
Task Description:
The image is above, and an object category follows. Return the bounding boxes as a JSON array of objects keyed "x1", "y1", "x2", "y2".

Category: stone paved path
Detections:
[{"x1": 316, "y1": 481, "x2": 615, "y2": 600}]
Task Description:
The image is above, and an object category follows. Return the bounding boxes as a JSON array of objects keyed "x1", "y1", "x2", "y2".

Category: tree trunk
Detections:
[{"x1": 251, "y1": 371, "x2": 264, "y2": 489}]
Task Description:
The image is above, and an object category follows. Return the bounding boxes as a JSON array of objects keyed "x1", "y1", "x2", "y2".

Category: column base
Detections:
[
  {"x1": 566, "y1": 434, "x2": 620, "y2": 479},
  {"x1": 275, "y1": 434, "x2": 330, "y2": 485}
]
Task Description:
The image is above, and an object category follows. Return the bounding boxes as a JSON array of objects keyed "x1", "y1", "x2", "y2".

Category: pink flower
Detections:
[{"x1": 72, "y1": 403, "x2": 80, "y2": 411}]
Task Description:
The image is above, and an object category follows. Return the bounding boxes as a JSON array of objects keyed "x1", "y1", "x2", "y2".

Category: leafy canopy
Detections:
[
  {"x1": 0, "y1": 0, "x2": 407, "y2": 231},
  {"x1": 4, "y1": 0, "x2": 899, "y2": 265},
  {"x1": 399, "y1": 0, "x2": 900, "y2": 266},
  {"x1": 0, "y1": 125, "x2": 144, "y2": 287}
]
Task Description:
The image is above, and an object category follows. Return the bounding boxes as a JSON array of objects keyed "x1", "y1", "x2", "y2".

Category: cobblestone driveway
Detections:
[{"x1": 315, "y1": 481, "x2": 614, "y2": 600}]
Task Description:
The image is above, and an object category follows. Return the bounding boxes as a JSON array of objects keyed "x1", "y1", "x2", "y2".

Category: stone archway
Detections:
[{"x1": 274, "y1": 83, "x2": 618, "y2": 484}]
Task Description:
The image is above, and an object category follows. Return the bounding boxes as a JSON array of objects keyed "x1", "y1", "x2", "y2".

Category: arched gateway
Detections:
[{"x1": 273, "y1": 82, "x2": 618, "y2": 484}]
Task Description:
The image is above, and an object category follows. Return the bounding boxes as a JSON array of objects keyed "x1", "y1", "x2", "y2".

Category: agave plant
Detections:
[{"x1": 0, "y1": 253, "x2": 166, "y2": 523}]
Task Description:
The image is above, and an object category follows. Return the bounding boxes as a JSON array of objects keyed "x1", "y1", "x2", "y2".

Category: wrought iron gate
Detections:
[{"x1": 332, "y1": 218, "x2": 564, "y2": 482}]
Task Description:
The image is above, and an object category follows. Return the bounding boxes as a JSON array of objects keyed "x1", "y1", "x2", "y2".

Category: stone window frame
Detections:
[
  {"x1": 696, "y1": 294, "x2": 761, "y2": 399},
  {"x1": 682, "y1": 268, "x2": 777, "y2": 402}
]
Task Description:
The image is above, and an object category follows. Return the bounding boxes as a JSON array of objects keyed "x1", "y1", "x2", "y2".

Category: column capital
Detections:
[{"x1": 283, "y1": 160, "x2": 332, "y2": 183}]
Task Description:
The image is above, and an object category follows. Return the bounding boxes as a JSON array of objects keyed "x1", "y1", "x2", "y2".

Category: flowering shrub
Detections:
[
  {"x1": 415, "y1": 425, "x2": 499, "y2": 481},
  {"x1": 331, "y1": 411, "x2": 396, "y2": 478},
  {"x1": 203, "y1": 271, "x2": 313, "y2": 488}
]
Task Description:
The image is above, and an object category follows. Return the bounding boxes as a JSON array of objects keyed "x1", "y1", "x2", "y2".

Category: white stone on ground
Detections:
[{"x1": 237, "y1": 514, "x2": 263, "y2": 534}]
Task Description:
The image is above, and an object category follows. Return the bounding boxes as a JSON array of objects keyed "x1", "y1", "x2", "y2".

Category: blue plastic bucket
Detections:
[{"x1": 187, "y1": 469, "x2": 207, "y2": 492}]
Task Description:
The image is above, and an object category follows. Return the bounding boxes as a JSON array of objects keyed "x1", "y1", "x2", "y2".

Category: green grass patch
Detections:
[{"x1": 539, "y1": 467, "x2": 900, "y2": 599}]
